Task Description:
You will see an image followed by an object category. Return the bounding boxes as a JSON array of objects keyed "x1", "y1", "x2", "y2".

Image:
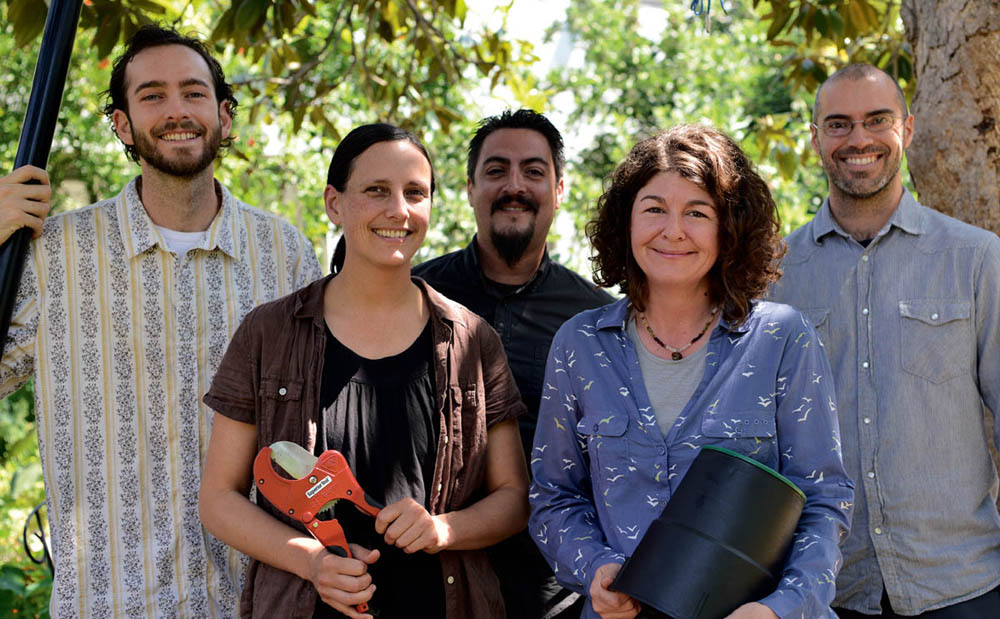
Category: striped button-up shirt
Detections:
[
  {"x1": 0, "y1": 178, "x2": 322, "y2": 618},
  {"x1": 769, "y1": 190, "x2": 1000, "y2": 615}
]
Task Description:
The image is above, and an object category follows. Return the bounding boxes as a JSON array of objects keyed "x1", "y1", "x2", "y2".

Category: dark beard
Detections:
[
  {"x1": 491, "y1": 226, "x2": 535, "y2": 268},
  {"x1": 131, "y1": 119, "x2": 221, "y2": 178},
  {"x1": 490, "y1": 194, "x2": 538, "y2": 267}
]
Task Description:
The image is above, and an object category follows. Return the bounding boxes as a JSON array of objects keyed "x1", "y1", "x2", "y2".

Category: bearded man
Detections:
[
  {"x1": 770, "y1": 64, "x2": 1000, "y2": 618},
  {"x1": 0, "y1": 25, "x2": 321, "y2": 618},
  {"x1": 414, "y1": 108, "x2": 612, "y2": 619}
]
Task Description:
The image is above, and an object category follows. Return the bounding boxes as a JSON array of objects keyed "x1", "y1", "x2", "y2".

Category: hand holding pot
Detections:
[
  {"x1": 725, "y1": 601, "x2": 779, "y2": 619},
  {"x1": 590, "y1": 563, "x2": 640, "y2": 619}
]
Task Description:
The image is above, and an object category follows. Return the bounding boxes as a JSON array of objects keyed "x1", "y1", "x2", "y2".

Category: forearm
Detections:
[
  {"x1": 436, "y1": 484, "x2": 528, "y2": 551},
  {"x1": 199, "y1": 486, "x2": 321, "y2": 581}
]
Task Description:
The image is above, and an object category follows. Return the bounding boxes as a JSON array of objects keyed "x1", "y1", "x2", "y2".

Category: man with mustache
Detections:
[
  {"x1": 0, "y1": 25, "x2": 321, "y2": 618},
  {"x1": 414, "y1": 109, "x2": 612, "y2": 618},
  {"x1": 770, "y1": 64, "x2": 1000, "y2": 617}
]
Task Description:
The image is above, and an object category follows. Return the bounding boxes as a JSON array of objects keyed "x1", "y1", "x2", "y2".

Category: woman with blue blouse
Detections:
[{"x1": 528, "y1": 125, "x2": 854, "y2": 619}]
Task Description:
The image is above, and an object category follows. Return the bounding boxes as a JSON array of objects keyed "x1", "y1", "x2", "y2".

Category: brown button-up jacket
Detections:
[{"x1": 204, "y1": 275, "x2": 526, "y2": 619}]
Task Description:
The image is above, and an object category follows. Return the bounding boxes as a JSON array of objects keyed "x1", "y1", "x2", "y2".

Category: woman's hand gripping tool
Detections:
[{"x1": 253, "y1": 441, "x2": 383, "y2": 613}]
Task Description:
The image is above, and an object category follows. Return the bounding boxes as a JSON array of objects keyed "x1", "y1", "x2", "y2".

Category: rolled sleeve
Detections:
[
  {"x1": 760, "y1": 312, "x2": 854, "y2": 618},
  {"x1": 479, "y1": 323, "x2": 526, "y2": 429},
  {"x1": 203, "y1": 313, "x2": 258, "y2": 424}
]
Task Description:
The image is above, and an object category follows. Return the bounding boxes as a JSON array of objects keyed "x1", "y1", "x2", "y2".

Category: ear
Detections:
[
  {"x1": 112, "y1": 109, "x2": 134, "y2": 146},
  {"x1": 901, "y1": 113, "x2": 915, "y2": 149},
  {"x1": 809, "y1": 123, "x2": 820, "y2": 157},
  {"x1": 555, "y1": 176, "x2": 565, "y2": 212},
  {"x1": 466, "y1": 177, "x2": 474, "y2": 205},
  {"x1": 219, "y1": 100, "x2": 232, "y2": 141},
  {"x1": 324, "y1": 185, "x2": 343, "y2": 226}
]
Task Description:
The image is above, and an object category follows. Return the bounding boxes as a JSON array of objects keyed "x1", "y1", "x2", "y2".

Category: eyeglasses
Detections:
[{"x1": 812, "y1": 113, "x2": 906, "y2": 137}]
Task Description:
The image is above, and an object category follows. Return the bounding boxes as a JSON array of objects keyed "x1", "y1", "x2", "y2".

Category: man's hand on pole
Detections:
[{"x1": 0, "y1": 165, "x2": 51, "y2": 246}]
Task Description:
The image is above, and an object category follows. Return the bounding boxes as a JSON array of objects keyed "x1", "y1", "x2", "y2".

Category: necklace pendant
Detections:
[{"x1": 671, "y1": 351, "x2": 683, "y2": 361}]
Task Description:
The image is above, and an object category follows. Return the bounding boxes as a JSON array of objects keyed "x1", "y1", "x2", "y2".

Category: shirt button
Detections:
[
  {"x1": 867, "y1": 471, "x2": 875, "y2": 479},
  {"x1": 658, "y1": 446, "x2": 666, "y2": 455},
  {"x1": 594, "y1": 424, "x2": 600, "y2": 432},
  {"x1": 443, "y1": 435, "x2": 449, "y2": 444},
  {"x1": 862, "y1": 255, "x2": 869, "y2": 262},
  {"x1": 874, "y1": 527, "x2": 883, "y2": 535},
  {"x1": 278, "y1": 387, "x2": 287, "y2": 396},
  {"x1": 931, "y1": 313, "x2": 939, "y2": 320},
  {"x1": 863, "y1": 417, "x2": 871, "y2": 424},
  {"x1": 437, "y1": 483, "x2": 443, "y2": 492},
  {"x1": 862, "y1": 361, "x2": 870, "y2": 369},
  {"x1": 447, "y1": 576, "x2": 455, "y2": 584},
  {"x1": 862, "y1": 308, "x2": 869, "y2": 315}
]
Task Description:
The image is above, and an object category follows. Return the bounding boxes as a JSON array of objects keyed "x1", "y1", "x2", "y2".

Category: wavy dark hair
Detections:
[
  {"x1": 587, "y1": 124, "x2": 784, "y2": 325},
  {"x1": 467, "y1": 108, "x2": 565, "y2": 181},
  {"x1": 102, "y1": 24, "x2": 238, "y2": 163},
  {"x1": 327, "y1": 123, "x2": 436, "y2": 274}
]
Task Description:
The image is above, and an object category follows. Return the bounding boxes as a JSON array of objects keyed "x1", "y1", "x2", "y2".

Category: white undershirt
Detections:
[{"x1": 156, "y1": 225, "x2": 207, "y2": 257}]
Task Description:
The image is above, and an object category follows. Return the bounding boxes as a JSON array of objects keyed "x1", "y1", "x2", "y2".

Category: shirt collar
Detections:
[
  {"x1": 812, "y1": 188, "x2": 925, "y2": 244},
  {"x1": 594, "y1": 297, "x2": 750, "y2": 336},
  {"x1": 117, "y1": 176, "x2": 238, "y2": 259}
]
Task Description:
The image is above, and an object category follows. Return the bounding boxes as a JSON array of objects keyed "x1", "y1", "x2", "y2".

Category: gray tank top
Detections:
[{"x1": 627, "y1": 317, "x2": 708, "y2": 437}]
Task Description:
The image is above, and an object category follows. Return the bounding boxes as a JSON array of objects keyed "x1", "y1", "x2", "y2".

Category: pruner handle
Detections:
[{"x1": 310, "y1": 518, "x2": 372, "y2": 614}]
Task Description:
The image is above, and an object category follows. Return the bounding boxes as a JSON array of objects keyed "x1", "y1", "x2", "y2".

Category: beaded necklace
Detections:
[{"x1": 638, "y1": 306, "x2": 719, "y2": 361}]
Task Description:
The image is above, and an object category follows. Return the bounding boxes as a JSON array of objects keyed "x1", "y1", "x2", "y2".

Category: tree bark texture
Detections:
[{"x1": 902, "y1": 0, "x2": 1000, "y2": 235}]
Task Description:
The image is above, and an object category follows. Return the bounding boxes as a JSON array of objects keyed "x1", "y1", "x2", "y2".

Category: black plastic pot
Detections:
[{"x1": 612, "y1": 445, "x2": 806, "y2": 619}]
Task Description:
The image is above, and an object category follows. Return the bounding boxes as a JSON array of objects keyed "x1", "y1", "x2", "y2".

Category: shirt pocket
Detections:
[
  {"x1": 700, "y1": 410, "x2": 777, "y2": 462},
  {"x1": 576, "y1": 413, "x2": 631, "y2": 506},
  {"x1": 257, "y1": 376, "x2": 305, "y2": 445},
  {"x1": 898, "y1": 299, "x2": 972, "y2": 384}
]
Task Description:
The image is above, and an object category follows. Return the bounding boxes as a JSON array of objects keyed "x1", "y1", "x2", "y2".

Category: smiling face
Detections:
[
  {"x1": 112, "y1": 44, "x2": 231, "y2": 178},
  {"x1": 325, "y1": 139, "x2": 432, "y2": 272},
  {"x1": 630, "y1": 171, "x2": 719, "y2": 295},
  {"x1": 468, "y1": 128, "x2": 563, "y2": 267},
  {"x1": 811, "y1": 73, "x2": 913, "y2": 204}
]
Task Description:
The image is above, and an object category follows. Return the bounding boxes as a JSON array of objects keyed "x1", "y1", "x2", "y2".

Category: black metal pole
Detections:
[{"x1": 0, "y1": 0, "x2": 83, "y2": 347}]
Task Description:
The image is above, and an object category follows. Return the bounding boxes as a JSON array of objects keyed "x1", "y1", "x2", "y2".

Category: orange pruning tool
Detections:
[{"x1": 254, "y1": 441, "x2": 383, "y2": 614}]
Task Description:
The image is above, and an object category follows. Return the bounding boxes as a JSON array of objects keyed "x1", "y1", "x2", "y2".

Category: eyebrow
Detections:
[
  {"x1": 481, "y1": 155, "x2": 550, "y2": 168},
  {"x1": 133, "y1": 78, "x2": 211, "y2": 93},
  {"x1": 822, "y1": 108, "x2": 895, "y2": 122},
  {"x1": 638, "y1": 194, "x2": 715, "y2": 209}
]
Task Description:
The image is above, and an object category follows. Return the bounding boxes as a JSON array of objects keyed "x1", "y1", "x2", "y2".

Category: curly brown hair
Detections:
[{"x1": 587, "y1": 124, "x2": 784, "y2": 326}]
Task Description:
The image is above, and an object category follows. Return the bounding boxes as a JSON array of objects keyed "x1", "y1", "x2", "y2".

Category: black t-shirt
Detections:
[{"x1": 313, "y1": 322, "x2": 444, "y2": 618}]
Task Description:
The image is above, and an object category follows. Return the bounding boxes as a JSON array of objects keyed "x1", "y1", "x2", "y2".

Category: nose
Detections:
[
  {"x1": 385, "y1": 190, "x2": 408, "y2": 219},
  {"x1": 164, "y1": 93, "x2": 191, "y2": 122},
  {"x1": 504, "y1": 169, "x2": 525, "y2": 192},
  {"x1": 845, "y1": 122, "x2": 876, "y2": 148},
  {"x1": 661, "y1": 212, "x2": 685, "y2": 240}
]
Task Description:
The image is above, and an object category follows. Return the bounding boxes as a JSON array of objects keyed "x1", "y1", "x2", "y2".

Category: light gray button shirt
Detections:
[{"x1": 769, "y1": 190, "x2": 1000, "y2": 615}]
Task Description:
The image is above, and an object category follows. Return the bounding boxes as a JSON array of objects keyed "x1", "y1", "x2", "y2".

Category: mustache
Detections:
[
  {"x1": 154, "y1": 120, "x2": 204, "y2": 136},
  {"x1": 491, "y1": 193, "x2": 539, "y2": 214},
  {"x1": 836, "y1": 146, "x2": 886, "y2": 156}
]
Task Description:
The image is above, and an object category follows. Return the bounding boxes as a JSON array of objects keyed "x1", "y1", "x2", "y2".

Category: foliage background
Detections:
[{"x1": 0, "y1": 0, "x2": 909, "y2": 615}]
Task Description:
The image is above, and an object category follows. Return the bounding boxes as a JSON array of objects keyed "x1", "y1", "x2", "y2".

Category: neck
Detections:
[
  {"x1": 642, "y1": 284, "x2": 714, "y2": 334},
  {"x1": 137, "y1": 163, "x2": 219, "y2": 232},
  {"x1": 328, "y1": 259, "x2": 416, "y2": 310},
  {"x1": 828, "y1": 181, "x2": 903, "y2": 242},
  {"x1": 475, "y1": 235, "x2": 545, "y2": 285}
]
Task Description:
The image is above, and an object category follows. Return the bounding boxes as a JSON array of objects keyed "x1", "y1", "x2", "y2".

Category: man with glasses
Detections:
[{"x1": 770, "y1": 63, "x2": 1000, "y2": 617}]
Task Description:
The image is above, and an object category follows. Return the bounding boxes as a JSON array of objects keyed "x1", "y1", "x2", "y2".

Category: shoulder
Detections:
[
  {"x1": 779, "y1": 220, "x2": 821, "y2": 267},
  {"x1": 35, "y1": 195, "x2": 119, "y2": 254},
  {"x1": 413, "y1": 249, "x2": 464, "y2": 277},
  {"x1": 418, "y1": 277, "x2": 491, "y2": 333},
  {"x1": 227, "y1": 195, "x2": 312, "y2": 245},
  {"x1": 241, "y1": 277, "x2": 323, "y2": 331},
  {"x1": 545, "y1": 259, "x2": 616, "y2": 305},
  {"x1": 553, "y1": 298, "x2": 625, "y2": 342},
  {"x1": 743, "y1": 301, "x2": 816, "y2": 336},
  {"x1": 914, "y1": 202, "x2": 1000, "y2": 250}
]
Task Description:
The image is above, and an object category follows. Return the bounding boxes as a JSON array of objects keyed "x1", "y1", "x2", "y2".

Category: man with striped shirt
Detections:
[{"x1": 0, "y1": 25, "x2": 321, "y2": 618}]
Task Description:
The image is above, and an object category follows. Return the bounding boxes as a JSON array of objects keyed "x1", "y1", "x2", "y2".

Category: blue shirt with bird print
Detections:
[{"x1": 528, "y1": 297, "x2": 855, "y2": 619}]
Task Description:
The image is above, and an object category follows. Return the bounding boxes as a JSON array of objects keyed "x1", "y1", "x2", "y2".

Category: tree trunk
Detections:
[{"x1": 902, "y1": 0, "x2": 1000, "y2": 235}]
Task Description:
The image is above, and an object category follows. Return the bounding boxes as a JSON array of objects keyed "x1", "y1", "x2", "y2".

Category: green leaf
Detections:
[
  {"x1": 95, "y1": 11, "x2": 123, "y2": 60},
  {"x1": 0, "y1": 566, "x2": 25, "y2": 595},
  {"x1": 10, "y1": 461, "x2": 43, "y2": 498},
  {"x1": 9, "y1": 0, "x2": 48, "y2": 48},
  {"x1": 235, "y1": 0, "x2": 270, "y2": 33}
]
